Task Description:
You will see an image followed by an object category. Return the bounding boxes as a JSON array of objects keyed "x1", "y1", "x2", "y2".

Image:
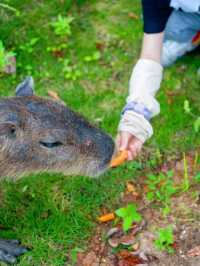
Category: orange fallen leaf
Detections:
[
  {"x1": 48, "y1": 90, "x2": 61, "y2": 101},
  {"x1": 110, "y1": 150, "x2": 128, "y2": 168},
  {"x1": 126, "y1": 182, "x2": 135, "y2": 193},
  {"x1": 125, "y1": 182, "x2": 140, "y2": 198},
  {"x1": 98, "y1": 213, "x2": 115, "y2": 222}
]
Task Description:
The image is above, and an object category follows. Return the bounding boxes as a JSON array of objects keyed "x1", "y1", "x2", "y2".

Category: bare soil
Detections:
[{"x1": 76, "y1": 151, "x2": 200, "y2": 266}]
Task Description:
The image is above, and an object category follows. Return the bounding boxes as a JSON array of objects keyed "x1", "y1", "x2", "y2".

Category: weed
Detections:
[
  {"x1": 115, "y1": 203, "x2": 142, "y2": 232},
  {"x1": 0, "y1": 40, "x2": 15, "y2": 72},
  {"x1": 83, "y1": 51, "x2": 101, "y2": 62},
  {"x1": 51, "y1": 14, "x2": 74, "y2": 37},
  {"x1": 47, "y1": 43, "x2": 67, "y2": 53},
  {"x1": 184, "y1": 99, "x2": 200, "y2": 133},
  {"x1": 154, "y1": 225, "x2": 174, "y2": 254},
  {"x1": 182, "y1": 152, "x2": 190, "y2": 192},
  {"x1": 62, "y1": 59, "x2": 82, "y2": 80},
  {"x1": 19, "y1": 38, "x2": 39, "y2": 54},
  {"x1": 193, "y1": 172, "x2": 200, "y2": 183},
  {"x1": 145, "y1": 171, "x2": 177, "y2": 215},
  {"x1": 70, "y1": 247, "x2": 84, "y2": 265},
  {"x1": 0, "y1": 3, "x2": 20, "y2": 16}
]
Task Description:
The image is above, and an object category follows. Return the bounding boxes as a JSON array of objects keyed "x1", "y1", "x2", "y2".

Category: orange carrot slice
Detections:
[
  {"x1": 98, "y1": 213, "x2": 115, "y2": 222},
  {"x1": 110, "y1": 150, "x2": 128, "y2": 168}
]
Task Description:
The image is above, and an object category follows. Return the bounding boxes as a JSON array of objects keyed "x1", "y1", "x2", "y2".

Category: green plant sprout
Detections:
[
  {"x1": 184, "y1": 99, "x2": 200, "y2": 133},
  {"x1": 63, "y1": 59, "x2": 81, "y2": 81},
  {"x1": 70, "y1": 247, "x2": 84, "y2": 265},
  {"x1": 193, "y1": 172, "x2": 200, "y2": 183},
  {"x1": 182, "y1": 152, "x2": 190, "y2": 192},
  {"x1": 194, "y1": 151, "x2": 199, "y2": 170},
  {"x1": 51, "y1": 14, "x2": 74, "y2": 37},
  {"x1": 19, "y1": 38, "x2": 39, "y2": 54},
  {"x1": 0, "y1": 40, "x2": 15, "y2": 72},
  {"x1": 47, "y1": 43, "x2": 68, "y2": 53},
  {"x1": 83, "y1": 51, "x2": 101, "y2": 62},
  {"x1": 115, "y1": 203, "x2": 142, "y2": 232},
  {"x1": 145, "y1": 170, "x2": 177, "y2": 215},
  {"x1": 154, "y1": 226, "x2": 174, "y2": 254}
]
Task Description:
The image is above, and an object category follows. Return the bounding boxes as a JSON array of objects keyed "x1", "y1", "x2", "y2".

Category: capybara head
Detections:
[{"x1": 0, "y1": 77, "x2": 114, "y2": 179}]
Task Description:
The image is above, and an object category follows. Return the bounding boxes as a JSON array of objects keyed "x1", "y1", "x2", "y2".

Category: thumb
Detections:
[{"x1": 119, "y1": 131, "x2": 132, "y2": 151}]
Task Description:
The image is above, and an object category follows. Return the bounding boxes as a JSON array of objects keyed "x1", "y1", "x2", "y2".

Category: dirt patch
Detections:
[{"x1": 75, "y1": 151, "x2": 200, "y2": 266}]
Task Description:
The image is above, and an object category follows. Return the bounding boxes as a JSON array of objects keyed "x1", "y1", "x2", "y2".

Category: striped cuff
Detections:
[{"x1": 122, "y1": 101, "x2": 152, "y2": 121}]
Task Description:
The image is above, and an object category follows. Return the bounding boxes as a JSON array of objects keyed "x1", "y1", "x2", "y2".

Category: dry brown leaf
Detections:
[
  {"x1": 48, "y1": 90, "x2": 61, "y2": 101},
  {"x1": 126, "y1": 182, "x2": 135, "y2": 193},
  {"x1": 117, "y1": 250, "x2": 146, "y2": 266},
  {"x1": 96, "y1": 42, "x2": 106, "y2": 51},
  {"x1": 132, "y1": 242, "x2": 140, "y2": 251},
  {"x1": 128, "y1": 12, "x2": 139, "y2": 20},
  {"x1": 52, "y1": 49, "x2": 65, "y2": 58},
  {"x1": 126, "y1": 182, "x2": 140, "y2": 198},
  {"x1": 82, "y1": 251, "x2": 99, "y2": 266},
  {"x1": 187, "y1": 245, "x2": 200, "y2": 257}
]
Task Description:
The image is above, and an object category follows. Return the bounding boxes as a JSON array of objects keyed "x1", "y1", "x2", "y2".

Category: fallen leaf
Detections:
[
  {"x1": 96, "y1": 42, "x2": 106, "y2": 51},
  {"x1": 48, "y1": 90, "x2": 61, "y2": 101},
  {"x1": 128, "y1": 12, "x2": 139, "y2": 20},
  {"x1": 120, "y1": 234, "x2": 136, "y2": 246},
  {"x1": 126, "y1": 182, "x2": 135, "y2": 193},
  {"x1": 98, "y1": 212, "x2": 115, "y2": 222},
  {"x1": 187, "y1": 245, "x2": 200, "y2": 257},
  {"x1": 126, "y1": 182, "x2": 140, "y2": 198},
  {"x1": 82, "y1": 251, "x2": 99, "y2": 266},
  {"x1": 117, "y1": 250, "x2": 146, "y2": 266},
  {"x1": 108, "y1": 238, "x2": 120, "y2": 248},
  {"x1": 52, "y1": 49, "x2": 65, "y2": 58},
  {"x1": 132, "y1": 242, "x2": 140, "y2": 251},
  {"x1": 106, "y1": 227, "x2": 120, "y2": 238}
]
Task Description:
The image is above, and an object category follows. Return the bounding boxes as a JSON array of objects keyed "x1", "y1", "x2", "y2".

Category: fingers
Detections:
[
  {"x1": 116, "y1": 132, "x2": 143, "y2": 161},
  {"x1": 128, "y1": 139, "x2": 142, "y2": 160},
  {"x1": 117, "y1": 131, "x2": 132, "y2": 151}
]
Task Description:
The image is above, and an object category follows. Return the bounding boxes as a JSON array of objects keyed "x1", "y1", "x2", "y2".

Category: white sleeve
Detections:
[
  {"x1": 118, "y1": 59, "x2": 163, "y2": 143},
  {"x1": 127, "y1": 58, "x2": 163, "y2": 117}
]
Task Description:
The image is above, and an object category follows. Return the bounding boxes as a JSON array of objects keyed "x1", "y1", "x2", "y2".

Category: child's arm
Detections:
[{"x1": 117, "y1": 32, "x2": 164, "y2": 160}]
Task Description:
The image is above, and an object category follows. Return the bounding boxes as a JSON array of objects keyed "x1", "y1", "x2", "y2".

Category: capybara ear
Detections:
[
  {"x1": 16, "y1": 76, "x2": 34, "y2": 97},
  {"x1": 0, "y1": 122, "x2": 16, "y2": 137}
]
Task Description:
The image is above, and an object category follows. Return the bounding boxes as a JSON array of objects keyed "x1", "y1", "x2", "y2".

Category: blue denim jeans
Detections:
[{"x1": 164, "y1": 10, "x2": 200, "y2": 43}]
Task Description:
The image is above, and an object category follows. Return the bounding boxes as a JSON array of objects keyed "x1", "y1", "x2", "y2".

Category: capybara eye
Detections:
[
  {"x1": 39, "y1": 141, "x2": 63, "y2": 148},
  {"x1": 10, "y1": 125, "x2": 16, "y2": 135}
]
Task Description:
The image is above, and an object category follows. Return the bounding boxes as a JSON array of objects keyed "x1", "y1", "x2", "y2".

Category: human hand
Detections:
[
  {"x1": 116, "y1": 131, "x2": 143, "y2": 161},
  {"x1": 117, "y1": 110, "x2": 153, "y2": 161}
]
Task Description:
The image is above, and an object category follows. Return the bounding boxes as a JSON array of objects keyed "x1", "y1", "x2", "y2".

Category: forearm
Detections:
[{"x1": 140, "y1": 32, "x2": 164, "y2": 63}]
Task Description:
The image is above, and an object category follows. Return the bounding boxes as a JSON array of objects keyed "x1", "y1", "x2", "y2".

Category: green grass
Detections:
[{"x1": 0, "y1": 0, "x2": 199, "y2": 265}]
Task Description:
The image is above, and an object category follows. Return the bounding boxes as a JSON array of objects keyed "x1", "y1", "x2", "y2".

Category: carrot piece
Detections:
[
  {"x1": 98, "y1": 213, "x2": 115, "y2": 222},
  {"x1": 110, "y1": 150, "x2": 128, "y2": 168}
]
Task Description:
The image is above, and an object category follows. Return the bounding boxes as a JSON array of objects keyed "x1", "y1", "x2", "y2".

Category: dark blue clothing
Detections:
[{"x1": 142, "y1": 0, "x2": 173, "y2": 33}]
